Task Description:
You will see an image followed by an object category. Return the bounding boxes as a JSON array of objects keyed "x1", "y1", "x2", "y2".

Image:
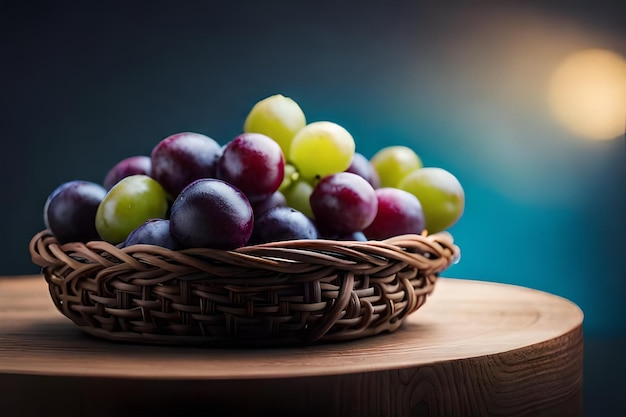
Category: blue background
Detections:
[{"x1": 1, "y1": 1, "x2": 624, "y2": 415}]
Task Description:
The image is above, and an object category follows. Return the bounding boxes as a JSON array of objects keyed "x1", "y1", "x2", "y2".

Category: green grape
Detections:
[
  {"x1": 243, "y1": 94, "x2": 306, "y2": 159},
  {"x1": 397, "y1": 167, "x2": 465, "y2": 233},
  {"x1": 289, "y1": 121, "x2": 355, "y2": 180},
  {"x1": 95, "y1": 175, "x2": 169, "y2": 244},
  {"x1": 370, "y1": 145, "x2": 423, "y2": 188},
  {"x1": 282, "y1": 177, "x2": 315, "y2": 219},
  {"x1": 279, "y1": 163, "x2": 299, "y2": 192}
]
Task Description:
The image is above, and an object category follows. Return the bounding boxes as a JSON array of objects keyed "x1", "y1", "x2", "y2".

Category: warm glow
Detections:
[{"x1": 548, "y1": 49, "x2": 626, "y2": 140}]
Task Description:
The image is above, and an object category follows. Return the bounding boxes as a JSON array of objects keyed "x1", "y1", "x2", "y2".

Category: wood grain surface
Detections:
[{"x1": 0, "y1": 274, "x2": 583, "y2": 417}]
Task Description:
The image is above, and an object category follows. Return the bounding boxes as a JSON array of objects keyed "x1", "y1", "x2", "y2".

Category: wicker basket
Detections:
[{"x1": 29, "y1": 229, "x2": 460, "y2": 346}]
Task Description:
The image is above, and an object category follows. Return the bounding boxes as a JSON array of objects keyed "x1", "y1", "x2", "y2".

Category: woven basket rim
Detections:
[{"x1": 30, "y1": 229, "x2": 459, "y2": 268}]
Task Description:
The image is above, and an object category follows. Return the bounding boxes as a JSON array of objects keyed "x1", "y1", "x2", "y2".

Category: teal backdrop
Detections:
[{"x1": 1, "y1": 1, "x2": 624, "y2": 414}]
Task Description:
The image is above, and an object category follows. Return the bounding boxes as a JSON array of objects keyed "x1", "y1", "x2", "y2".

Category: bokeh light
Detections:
[{"x1": 548, "y1": 48, "x2": 626, "y2": 141}]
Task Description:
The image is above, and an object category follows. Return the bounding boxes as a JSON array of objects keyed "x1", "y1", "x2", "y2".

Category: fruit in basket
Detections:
[
  {"x1": 370, "y1": 145, "x2": 423, "y2": 188},
  {"x1": 310, "y1": 172, "x2": 378, "y2": 234},
  {"x1": 216, "y1": 132, "x2": 285, "y2": 203},
  {"x1": 44, "y1": 180, "x2": 107, "y2": 243},
  {"x1": 243, "y1": 94, "x2": 306, "y2": 158},
  {"x1": 363, "y1": 187, "x2": 425, "y2": 240},
  {"x1": 38, "y1": 93, "x2": 466, "y2": 250},
  {"x1": 398, "y1": 167, "x2": 465, "y2": 233},
  {"x1": 249, "y1": 206, "x2": 318, "y2": 244},
  {"x1": 95, "y1": 175, "x2": 169, "y2": 244},
  {"x1": 151, "y1": 132, "x2": 222, "y2": 197},
  {"x1": 169, "y1": 178, "x2": 254, "y2": 249},
  {"x1": 123, "y1": 218, "x2": 180, "y2": 250},
  {"x1": 289, "y1": 121, "x2": 355, "y2": 180},
  {"x1": 103, "y1": 155, "x2": 152, "y2": 190}
]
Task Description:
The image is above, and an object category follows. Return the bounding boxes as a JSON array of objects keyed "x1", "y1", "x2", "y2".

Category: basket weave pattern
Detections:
[{"x1": 29, "y1": 230, "x2": 459, "y2": 346}]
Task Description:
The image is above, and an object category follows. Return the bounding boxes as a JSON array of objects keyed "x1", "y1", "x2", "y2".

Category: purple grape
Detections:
[
  {"x1": 309, "y1": 172, "x2": 378, "y2": 235},
  {"x1": 251, "y1": 190, "x2": 287, "y2": 218},
  {"x1": 346, "y1": 152, "x2": 381, "y2": 188},
  {"x1": 216, "y1": 132, "x2": 285, "y2": 203},
  {"x1": 44, "y1": 180, "x2": 107, "y2": 243},
  {"x1": 341, "y1": 231, "x2": 367, "y2": 241},
  {"x1": 363, "y1": 187, "x2": 425, "y2": 240},
  {"x1": 151, "y1": 132, "x2": 222, "y2": 197},
  {"x1": 249, "y1": 206, "x2": 318, "y2": 244},
  {"x1": 103, "y1": 155, "x2": 152, "y2": 190},
  {"x1": 169, "y1": 179, "x2": 253, "y2": 250},
  {"x1": 322, "y1": 230, "x2": 367, "y2": 241},
  {"x1": 123, "y1": 219, "x2": 180, "y2": 250}
]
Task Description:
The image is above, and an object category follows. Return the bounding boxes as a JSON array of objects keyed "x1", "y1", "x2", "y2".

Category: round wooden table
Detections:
[{"x1": 0, "y1": 274, "x2": 583, "y2": 417}]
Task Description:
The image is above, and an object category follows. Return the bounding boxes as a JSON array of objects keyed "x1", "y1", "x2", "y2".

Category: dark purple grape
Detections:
[
  {"x1": 249, "y1": 206, "x2": 318, "y2": 244},
  {"x1": 151, "y1": 132, "x2": 222, "y2": 198},
  {"x1": 341, "y1": 231, "x2": 367, "y2": 241},
  {"x1": 44, "y1": 180, "x2": 107, "y2": 243},
  {"x1": 123, "y1": 219, "x2": 180, "y2": 250},
  {"x1": 363, "y1": 187, "x2": 425, "y2": 240},
  {"x1": 251, "y1": 191, "x2": 286, "y2": 218},
  {"x1": 169, "y1": 179, "x2": 253, "y2": 250},
  {"x1": 216, "y1": 132, "x2": 285, "y2": 203},
  {"x1": 346, "y1": 152, "x2": 381, "y2": 188},
  {"x1": 322, "y1": 230, "x2": 367, "y2": 241},
  {"x1": 309, "y1": 172, "x2": 378, "y2": 235},
  {"x1": 103, "y1": 155, "x2": 152, "y2": 190}
]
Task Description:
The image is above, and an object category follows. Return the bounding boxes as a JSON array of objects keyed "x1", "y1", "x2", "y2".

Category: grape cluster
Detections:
[{"x1": 42, "y1": 94, "x2": 465, "y2": 250}]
